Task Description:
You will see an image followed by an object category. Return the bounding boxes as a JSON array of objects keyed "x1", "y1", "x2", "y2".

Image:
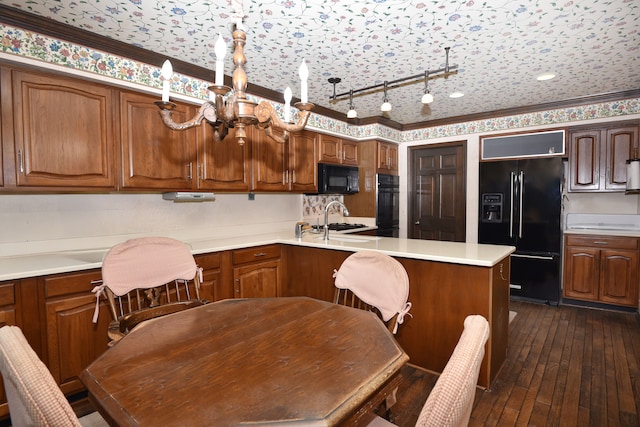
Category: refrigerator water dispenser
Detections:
[{"x1": 481, "y1": 193, "x2": 503, "y2": 223}]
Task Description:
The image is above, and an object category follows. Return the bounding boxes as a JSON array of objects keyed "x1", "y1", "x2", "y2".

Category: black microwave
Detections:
[{"x1": 317, "y1": 163, "x2": 359, "y2": 194}]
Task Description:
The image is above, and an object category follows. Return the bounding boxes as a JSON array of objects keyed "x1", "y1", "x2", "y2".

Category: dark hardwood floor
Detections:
[{"x1": 389, "y1": 300, "x2": 640, "y2": 427}]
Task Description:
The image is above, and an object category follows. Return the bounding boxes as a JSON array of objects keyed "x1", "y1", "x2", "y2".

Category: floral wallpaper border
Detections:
[{"x1": 2, "y1": 22, "x2": 638, "y2": 144}]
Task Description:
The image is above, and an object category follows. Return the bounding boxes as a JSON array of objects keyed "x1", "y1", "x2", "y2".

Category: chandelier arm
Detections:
[
  {"x1": 255, "y1": 101, "x2": 313, "y2": 133},
  {"x1": 155, "y1": 101, "x2": 217, "y2": 131},
  {"x1": 262, "y1": 125, "x2": 287, "y2": 144}
]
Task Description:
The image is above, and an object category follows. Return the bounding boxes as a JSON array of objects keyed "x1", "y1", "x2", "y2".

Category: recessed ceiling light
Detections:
[
  {"x1": 449, "y1": 92, "x2": 464, "y2": 98},
  {"x1": 536, "y1": 73, "x2": 556, "y2": 81}
]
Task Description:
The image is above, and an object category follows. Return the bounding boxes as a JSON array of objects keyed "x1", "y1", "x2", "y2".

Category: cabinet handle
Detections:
[
  {"x1": 342, "y1": 149, "x2": 345, "y2": 160},
  {"x1": 499, "y1": 263, "x2": 507, "y2": 281},
  {"x1": 253, "y1": 252, "x2": 267, "y2": 257},
  {"x1": 18, "y1": 149, "x2": 24, "y2": 173},
  {"x1": 285, "y1": 170, "x2": 289, "y2": 184},
  {"x1": 187, "y1": 162, "x2": 193, "y2": 180},
  {"x1": 593, "y1": 241, "x2": 608, "y2": 245},
  {"x1": 292, "y1": 170, "x2": 296, "y2": 183}
]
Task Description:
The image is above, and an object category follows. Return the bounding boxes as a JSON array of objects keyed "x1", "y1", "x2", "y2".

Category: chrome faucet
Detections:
[{"x1": 323, "y1": 200, "x2": 350, "y2": 241}]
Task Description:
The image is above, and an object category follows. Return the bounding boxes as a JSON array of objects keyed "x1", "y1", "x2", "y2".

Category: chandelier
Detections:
[
  {"x1": 155, "y1": 21, "x2": 313, "y2": 145},
  {"x1": 328, "y1": 47, "x2": 457, "y2": 118}
]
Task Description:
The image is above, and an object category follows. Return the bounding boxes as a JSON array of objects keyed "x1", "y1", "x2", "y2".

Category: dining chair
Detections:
[
  {"x1": 366, "y1": 314, "x2": 490, "y2": 427},
  {"x1": 91, "y1": 236, "x2": 206, "y2": 344},
  {"x1": 0, "y1": 325, "x2": 108, "y2": 427},
  {"x1": 333, "y1": 250, "x2": 412, "y2": 334}
]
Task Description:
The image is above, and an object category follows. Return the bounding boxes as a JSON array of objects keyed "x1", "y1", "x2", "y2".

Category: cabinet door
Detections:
[
  {"x1": 0, "y1": 281, "x2": 17, "y2": 419},
  {"x1": 120, "y1": 91, "x2": 196, "y2": 190},
  {"x1": 319, "y1": 134, "x2": 342, "y2": 164},
  {"x1": 599, "y1": 248, "x2": 639, "y2": 306},
  {"x1": 198, "y1": 126, "x2": 251, "y2": 191},
  {"x1": 11, "y1": 70, "x2": 116, "y2": 188},
  {"x1": 290, "y1": 130, "x2": 318, "y2": 192},
  {"x1": 233, "y1": 260, "x2": 280, "y2": 298},
  {"x1": 341, "y1": 140, "x2": 359, "y2": 166},
  {"x1": 251, "y1": 127, "x2": 288, "y2": 191},
  {"x1": 195, "y1": 252, "x2": 234, "y2": 302},
  {"x1": 43, "y1": 270, "x2": 111, "y2": 395},
  {"x1": 604, "y1": 126, "x2": 638, "y2": 191},
  {"x1": 568, "y1": 129, "x2": 601, "y2": 191},
  {"x1": 562, "y1": 246, "x2": 600, "y2": 301}
]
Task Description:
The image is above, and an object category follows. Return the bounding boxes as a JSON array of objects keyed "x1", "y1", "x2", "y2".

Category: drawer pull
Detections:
[
  {"x1": 253, "y1": 252, "x2": 267, "y2": 257},
  {"x1": 593, "y1": 241, "x2": 608, "y2": 245}
]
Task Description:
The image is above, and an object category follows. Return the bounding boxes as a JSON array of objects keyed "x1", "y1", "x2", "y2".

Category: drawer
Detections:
[
  {"x1": 195, "y1": 252, "x2": 222, "y2": 270},
  {"x1": 232, "y1": 245, "x2": 281, "y2": 265},
  {"x1": 44, "y1": 269, "x2": 103, "y2": 298},
  {"x1": 0, "y1": 282, "x2": 16, "y2": 306},
  {"x1": 565, "y1": 235, "x2": 639, "y2": 250}
]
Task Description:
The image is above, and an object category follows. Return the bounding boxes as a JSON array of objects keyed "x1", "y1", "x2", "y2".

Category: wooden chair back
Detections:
[
  {"x1": 333, "y1": 251, "x2": 411, "y2": 334},
  {"x1": 94, "y1": 237, "x2": 206, "y2": 343}
]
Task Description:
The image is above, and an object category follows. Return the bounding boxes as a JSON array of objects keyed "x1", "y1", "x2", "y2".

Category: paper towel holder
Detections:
[{"x1": 626, "y1": 147, "x2": 640, "y2": 195}]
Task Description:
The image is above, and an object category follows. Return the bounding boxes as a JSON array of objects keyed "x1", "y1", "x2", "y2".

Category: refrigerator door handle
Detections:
[
  {"x1": 509, "y1": 171, "x2": 515, "y2": 238},
  {"x1": 519, "y1": 170, "x2": 524, "y2": 238}
]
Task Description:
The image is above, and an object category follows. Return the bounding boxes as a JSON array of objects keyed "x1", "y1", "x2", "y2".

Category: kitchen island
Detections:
[{"x1": 0, "y1": 231, "x2": 514, "y2": 390}]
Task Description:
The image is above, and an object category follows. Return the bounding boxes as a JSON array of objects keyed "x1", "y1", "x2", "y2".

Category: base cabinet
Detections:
[
  {"x1": 563, "y1": 235, "x2": 639, "y2": 307},
  {"x1": 232, "y1": 245, "x2": 281, "y2": 298},
  {"x1": 42, "y1": 270, "x2": 111, "y2": 395}
]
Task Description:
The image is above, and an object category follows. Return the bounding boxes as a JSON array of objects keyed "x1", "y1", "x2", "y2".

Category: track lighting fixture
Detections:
[
  {"x1": 346, "y1": 89, "x2": 357, "y2": 118},
  {"x1": 328, "y1": 47, "x2": 457, "y2": 118},
  {"x1": 380, "y1": 82, "x2": 392, "y2": 112},
  {"x1": 421, "y1": 70, "x2": 434, "y2": 104}
]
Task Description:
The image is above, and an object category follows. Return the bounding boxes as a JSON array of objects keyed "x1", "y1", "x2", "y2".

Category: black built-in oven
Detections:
[{"x1": 376, "y1": 174, "x2": 399, "y2": 237}]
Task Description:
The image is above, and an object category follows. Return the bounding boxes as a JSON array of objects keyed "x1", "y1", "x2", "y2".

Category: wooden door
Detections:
[
  {"x1": 11, "y1": 70, "x2": 116, "y2": 188},
  {"x1": 251, "y1": 127, "x2": 288, "y2": 191},
  {"x1": 233, "y1": 260, "x2": 280, "y2": 298},
  {"x1": 120, "y1": 91, "x2": 196, "y2": 189},
  {"x1": 409, "y1": 142, "x2": 466, "y2": 241},
  {"x1": 563, "y1": 246, "x2": 600, "y2": 301},
  {"x1": 599, "y1": 248, "x2": 638, "y2": 306},
  {"x1": 289, "y1": 130, "x2": 318, "y2": 192},
  {"x1": 568, "y1": 129, "x2": 602, "y2": 191},
  {"x1": 604, "y1": 126, "x2": 638, "y2": 191},
  {"x1": 198, "y1": 126, "x2": 251, "y2": 191}
]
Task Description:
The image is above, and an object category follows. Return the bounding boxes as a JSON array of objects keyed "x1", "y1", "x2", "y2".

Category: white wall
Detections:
[
  {"x1": 0, "y1": 193, "x2": 303, "y2": 255},
  {"x1": 398, "y1": 116, "x2": 640, "y2": 242}
]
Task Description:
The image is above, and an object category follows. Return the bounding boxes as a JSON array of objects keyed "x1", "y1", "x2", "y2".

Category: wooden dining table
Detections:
[{"x1": 81, "y1": 297, "x2": 409, "y2": 426}]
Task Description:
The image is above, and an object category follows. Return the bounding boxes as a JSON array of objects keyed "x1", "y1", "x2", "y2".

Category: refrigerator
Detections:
[
  {"x1": 376, "y1": 174, "x2": 400, "y2": 237},
  {"x1": 478, "y1": 157, "x2": 562, "y2": 304}
]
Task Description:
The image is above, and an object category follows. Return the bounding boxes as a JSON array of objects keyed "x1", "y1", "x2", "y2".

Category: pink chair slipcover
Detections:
[
  {"x1": 333, "y1": 250, "x2": 411, "y2": 333},
  {"x1": 91, "y1": 236, "x2": 202, "y2": 323}
]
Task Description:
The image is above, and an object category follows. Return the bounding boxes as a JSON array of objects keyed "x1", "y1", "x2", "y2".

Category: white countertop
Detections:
[
  {"x1": 0, "y1": 231, "x2": 515, "y2": 281},
  {"x1": 564, "y1": 213, "x2": 640, "y2": 237}
]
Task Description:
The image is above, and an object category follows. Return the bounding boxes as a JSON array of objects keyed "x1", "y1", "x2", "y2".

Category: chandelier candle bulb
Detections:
[
  {"x1": 214, "y1": 34, "x2": 227, "y2": 86},
  {"x1": 161, "y1": 59, "x2": 172, "y2": 102},
  {"x1": 299, "y1": 59, "x2": 308, "y2": 103},
  {"x1": 284, "y1": 87, "x2": 292, "y2": 122}
]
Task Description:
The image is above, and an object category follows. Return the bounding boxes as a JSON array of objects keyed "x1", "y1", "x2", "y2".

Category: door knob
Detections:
[{"x1": 414, "y1": 220, "x2": 420, "y2": 225}]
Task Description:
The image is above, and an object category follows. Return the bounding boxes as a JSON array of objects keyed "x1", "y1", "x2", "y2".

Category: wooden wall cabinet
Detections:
[
  {"x1": 198, "y1": 126, "x2": 251, "y2": 191},
  {"x1": 119, "y1": 91, "x2": 198, "y2": 190},
  {"x1": 319, "y1": 134, "x2": 358, "y2": 166},
  {"x1": 4, "y1": 69, "x2": 116, "y2": 190},
  {"x1": 251, "y1": 128, "x2": 318, "y2": 193},
  {"x1": 563, "y1": 235, "x2": 639, "y2": 307},
  {"x1": 232, "y1": 245, "x2": 281, "y2": 298},
  {"x1": 377, "y1": 141, "x2": 398, "y2": 174},
  {"x1": 568, "y1": 125, "x2": 638, "y2": 192}
]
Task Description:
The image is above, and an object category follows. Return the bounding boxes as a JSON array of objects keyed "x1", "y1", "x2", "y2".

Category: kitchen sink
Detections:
[
  {"x1": 59, "y1": 249, "x2": 108, "y2": 263},
  {"x1": 314, "y1": 236, "x2": 381, "y2": 243}
]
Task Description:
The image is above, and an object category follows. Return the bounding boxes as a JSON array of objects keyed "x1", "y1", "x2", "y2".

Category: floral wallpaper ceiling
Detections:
[{"x1": 3, "y1": 0, "x2": 639, "y2": 125}]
